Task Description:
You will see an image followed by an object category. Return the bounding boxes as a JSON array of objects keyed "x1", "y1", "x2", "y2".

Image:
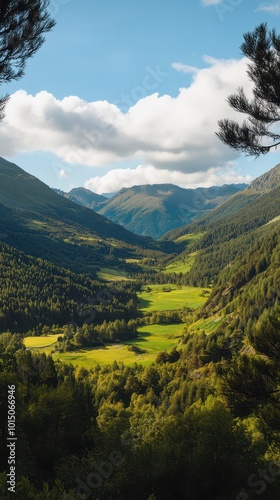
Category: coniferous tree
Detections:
[
  {"x1": 217, "y1": 23, "x2": 280, "y2": 156},
  {"x1": 0, "y1": 0, "x2": 55, "y2": 119}
]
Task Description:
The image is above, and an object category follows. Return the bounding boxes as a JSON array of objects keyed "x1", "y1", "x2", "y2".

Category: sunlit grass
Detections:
[
  {"x1": 138, "y1": 284, "x2": 210, "y2": 312},
  {"x1": 24, "y1": 283, "x2": 210, "y2": 367},
  {"x1": 24, "y1": 334, "x2": 60, "y2": 348},
  {"x1": 33, "y1": 323, "x2": 185, "y2": 368},
  {"x1": 174, "y1": 232, "x2": 204, "y2": 243},
  {"x1": 163, "y1": 255, "x2": 195, "y2": 274}
]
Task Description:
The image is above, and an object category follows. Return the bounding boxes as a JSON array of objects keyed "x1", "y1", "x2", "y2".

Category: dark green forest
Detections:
[
  {"x1": 172, "y1": 185, "x2": 280, "y2": 286},
  {"x1": 0, "y1": 243, "x2": 139, "y2": 334}
]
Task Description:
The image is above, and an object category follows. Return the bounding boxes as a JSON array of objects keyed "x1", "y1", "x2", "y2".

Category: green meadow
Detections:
[
  {"x1": 25, "y1": 323, "x2": 185, "y2": 368},
  {"x1": 163, "y1": 255, "x2": 196, "y2": 274},
  {"x1": 174, "y1": 232, "x2": 204, "y2": 244},
  {"x1": 24, "y1": 285, "x2": 210, "y2": 367},
  {"x1": 25, "y1": 334, "x2": 59, "y2": 352},
  {"x1": 139, "y1": 284, "x2": 210, "y2": 312},
  {"x1": 132, "y1": 323, "x2": 184, "y2": 358},
  {"x1": 96, "y1": 267, "x2": 129, "y2": 281}
]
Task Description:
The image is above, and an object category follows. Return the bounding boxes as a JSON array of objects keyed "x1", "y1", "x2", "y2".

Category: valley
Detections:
[
  {"x1": 1, "y1": 158, "x2": 280, "y2": 499},
  {"x1": 24, "y1": 284, "x2": 211, "y2": 367}
]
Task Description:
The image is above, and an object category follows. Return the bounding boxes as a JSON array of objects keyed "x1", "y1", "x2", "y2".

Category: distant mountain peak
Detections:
[
  {"x1": 0, "y1": 157, "x2": 160, "y2": 277},
  {"x1": 65, "y1": 183, "x2": 247, "y2": 239},
  {"x1": 53, "y1": 186, "x2": 106, "y2": 208},
  {"x1": 248, "y1": 163, "x2": 280, "y2": 192}
]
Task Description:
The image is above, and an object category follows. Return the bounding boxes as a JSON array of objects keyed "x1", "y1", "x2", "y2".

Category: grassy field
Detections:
[
  {"x1": 139, "y1": 284, "x2": 210, "y2": 312},
  {"x1": 174, "y1": 233, "x2": 204, "y2": 244},
  {"x1": 25, "y1": 334, "x2": 60, "y2": 355},
  {"x1": 96, "y1": 267, "x2": 130, "y2": 281},
  {"x1": 25, "y1": 334, "x2": 59, "y2": 349},
  {"x1": 134, "y1": 323, "x2": 183, "y2": 355},
  {"x1": 24, "y1": 323, "x2": 185, "y2": 368},
  {"x1": 24, "y1": 285, "x2": 210, "y2": 367},
  {"x1": 163, "y1": 254, "x2": 196, "y2": 274}
]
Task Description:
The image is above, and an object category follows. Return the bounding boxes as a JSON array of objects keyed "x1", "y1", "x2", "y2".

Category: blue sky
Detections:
[{"x1": 1, "y1": 0, "x2": 280, "y2": 193}]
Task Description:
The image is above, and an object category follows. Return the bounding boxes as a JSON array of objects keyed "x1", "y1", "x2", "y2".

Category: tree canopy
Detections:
[
  {"x1": 0, "y1": 0, "x2": 55, "y2": 119},
  {"x1": 217, "y1": 23, "x2": 280, "y2": 157}
]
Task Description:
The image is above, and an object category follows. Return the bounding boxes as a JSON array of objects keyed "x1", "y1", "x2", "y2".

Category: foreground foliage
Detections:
[{"x1": 217, "y1": 23, "x2": 280, "y2": 157}]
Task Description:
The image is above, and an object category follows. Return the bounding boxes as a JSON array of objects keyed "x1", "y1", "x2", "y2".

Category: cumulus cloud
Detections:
[
  {"x1": 256, "y1": 2, "x2": 280, "y2": 14},
  {"x1": 84, "y1": 164, "x2": 251, "y2": 195},
  {"x1": 0, "y1": 56, "x2": 252, "y2": 175}
]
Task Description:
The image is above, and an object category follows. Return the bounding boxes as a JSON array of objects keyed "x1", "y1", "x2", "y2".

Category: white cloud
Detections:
[
  {"x1": 0, "y1": 56, "x2": 253, "y2": 175},
  {"x1": 172, "y1": 62, "x2": 199, "y2": 74},
  {"x1": 256, "y1": 2, "x2": 280, "y2": 14},
  {"x1": 84, "y1": 164, "x2": 251, "y2": 195}
]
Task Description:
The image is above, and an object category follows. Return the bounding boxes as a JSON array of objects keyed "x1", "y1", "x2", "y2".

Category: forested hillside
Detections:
[
  {"x1": 1, "y1": 220, "x2": 280, "y2": 497},
  {"x1": 0, "y1": 242, "x2": 139, "y2": 334},
  {"x1": 163, "y1": 169, "x2": 280, "y2": 286},
  {"x1": 0, "y1": 157, "x2": 168, "y2": 276},
  {"x1": 0, "y1": 163, "x2": 280, "y2": 499},
  {"x1": 164, "y1": 164, "x2": 280, "y2": 243}
]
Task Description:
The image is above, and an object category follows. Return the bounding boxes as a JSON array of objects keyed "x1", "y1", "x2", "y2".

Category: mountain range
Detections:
[
  {"x1": 168, "y1": 162, "x2": 280, "y2": 238},
  {"x1": 0, "y1": 157, "x2": 166, "y2": 277},
  {"x1": 1, "y1": 155, "x2": 278, "y2": 283},
  {"x1": 54, "y1": 183, "x2": 247, "y2": 239},
  {"x1": 164, "y1": 162, "x2": 280, "y2": 286}
]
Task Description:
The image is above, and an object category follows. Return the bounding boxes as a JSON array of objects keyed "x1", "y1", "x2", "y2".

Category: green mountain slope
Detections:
[
  {"x1": 189, "y1": 189, "x2": 280, "y2": 285},
  {"x1": 162, "y1": 190, "x2": 259, "y2": 242},
  {"x1": 203, "y1": 221, "x2": 280, "y2": 319},
  {"x1": 0, "y1": 157, "x2": 166, "y2": 276},
  {"x1": 162, "y1": 164, "x2": 280, "y2": 286},
  {"x1": 0, "y1": 242, "x2": 138, "y2": 333},
  {"x1": 164, "y1": 163, "x2": 280, "y2": 242},
  {"x1": 247, "y1": 162, "x2": 280, "y2": 191},
  {"x1": 183, "y1": 219, "x2": 280, "y2": 383},
  {"x1": 57, "y1": 183, "x2": 247, "y2": 239}
]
